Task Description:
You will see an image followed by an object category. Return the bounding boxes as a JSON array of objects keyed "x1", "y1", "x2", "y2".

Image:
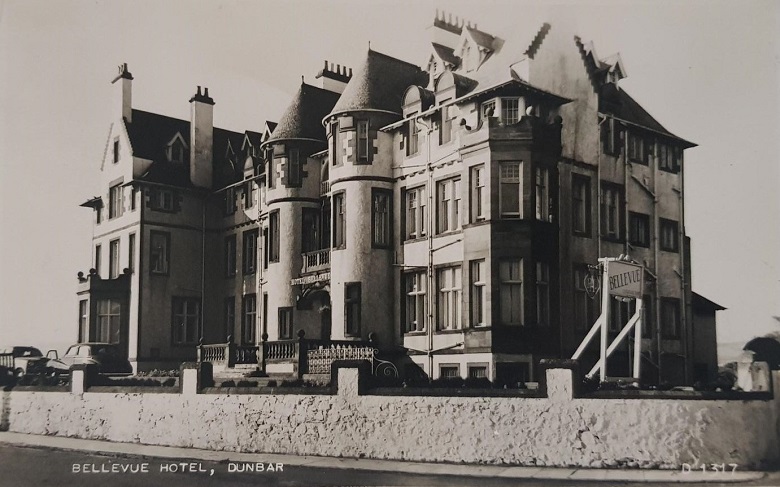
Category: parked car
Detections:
[
  {"x1": 46, "y1": 343, "x2": 132, "y2": 376},
  {"x1": 0, "y1": 346, "x2": 50, "y2": 378}
]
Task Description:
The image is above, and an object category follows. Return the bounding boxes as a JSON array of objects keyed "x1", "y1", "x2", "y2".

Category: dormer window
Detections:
[
  {"x1": 406, "y1": 115, "x2": 419, "y2": 157},
  {"x1": 463, "y1": 42, "x2": 473, "y2": 72},
  {"x1": 166, "y1": 134, "x2": 187, "y2": 163}
]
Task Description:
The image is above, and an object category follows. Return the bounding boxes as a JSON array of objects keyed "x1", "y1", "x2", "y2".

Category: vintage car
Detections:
[
  {"x1": 0, "y1": 346, "x2": 50, "y2": 378},
  {"x1": 46, "y1": 343, "x2": 132, "y2": 376}
]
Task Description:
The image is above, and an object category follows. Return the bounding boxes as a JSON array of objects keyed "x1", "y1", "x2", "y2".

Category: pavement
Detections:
[{"x1": 0, "y1": 432, "x2": 771, "y2": 484}]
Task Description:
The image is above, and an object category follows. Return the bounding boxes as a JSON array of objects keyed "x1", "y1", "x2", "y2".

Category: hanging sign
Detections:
[{"x1": 606, "y1": 260, "x2": 643, "y2": 298}]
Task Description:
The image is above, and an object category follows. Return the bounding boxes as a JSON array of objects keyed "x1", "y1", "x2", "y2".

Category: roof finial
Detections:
[{"x1": 301, "y1": 75, "x2": 305, "y2": 84}]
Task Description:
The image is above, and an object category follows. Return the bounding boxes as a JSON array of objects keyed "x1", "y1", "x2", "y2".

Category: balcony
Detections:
[
  {"x1": 460, "y1": 116, "x2": 562, "y2": 155},
  {"x1": 301, "y1": 249, "x2": 330, "y2": 274},
  {"x1": 321, "y1": 181, "x2": 330, "y2": 196}
]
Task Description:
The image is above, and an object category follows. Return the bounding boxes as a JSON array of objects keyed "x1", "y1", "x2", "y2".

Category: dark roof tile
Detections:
[
  {"x1": 599, "y1": 85, "x2": 694, "y2": 146},
  {"x1": 432, "y1": 43, "x2": 460, "y2": 67},
  {"x1": 127, "y1": 109, "x2": 247, "y2": 189},
  {"x1": 264, "y1": 83, "x2": 340, "y2": 145},
  {"x1": 329, "y1": 49, "x2": 428, "y2": 117}
]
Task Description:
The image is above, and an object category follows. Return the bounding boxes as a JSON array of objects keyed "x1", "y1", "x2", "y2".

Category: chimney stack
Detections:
[
  {"x1": 428, "y1": 10, "x2": 463, "y2": 50},
  {"x1": 189, "y1": 85, "x2": 215, "y2": 188},
  {"x1": 316, "y1": 60, "x2": 352, "y2": 94},
  {"x1": 111, "y1": 63, "x2": 133, "y2": 122}
]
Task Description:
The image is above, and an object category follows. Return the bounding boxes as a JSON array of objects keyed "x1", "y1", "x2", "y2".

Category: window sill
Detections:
[
  {"x1": 331, "y1": 246, "x2": 346, "y2": 251},
  {"x1": 629, "y1": 243, "x2": 650, "y2": 249},
  {"x1": 371, "y1": 243, "x2": 393, "y2": 250},
  {"x1": 601, "y1": 236, "x2": 624, "y2": 244},
  {"x1": 660, "y1": 248, "x2": 679, "y2": 253},
  {"x1": 434, "y1": 328, "x2": 465, "y2": 335},
  {"x1": 404, "y1": 331, "x2": 427, "y2": 336},
  {"x1": 402, "y1": 236, "x2": 428, "y2": 244},
  {"x1": 433, "y1": 229, "x2": 462, "y2": 238},
  {"x1": 462, "y1": 220, "x2": 490, "y2": 230}
]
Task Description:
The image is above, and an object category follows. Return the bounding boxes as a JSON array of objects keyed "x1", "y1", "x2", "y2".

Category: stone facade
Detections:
[{"x1": 76, "y1": 13, "x2": 721, "y2": 385}]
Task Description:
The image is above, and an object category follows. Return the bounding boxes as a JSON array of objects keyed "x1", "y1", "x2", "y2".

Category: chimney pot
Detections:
[
  {"x1": 197, "y1": 86, "x2": 202, "y2": 96},
  {"x1": 330, "y1": 62, "x2": 334, "y2": 71},
  {"x1": 324, "y1": 59, "x2": 328, "y2": 69},
  {"x1": 204, "y1": 87, "x2": 209, "y2": 98}
]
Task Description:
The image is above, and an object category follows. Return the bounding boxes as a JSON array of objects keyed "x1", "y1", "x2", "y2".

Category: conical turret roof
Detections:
[
  {"x1": 263, "y1": 83, "x2": 340, "y2": 146},
  {"x1": 327, "y1": 49, "x2": 428, "y2": 119}
]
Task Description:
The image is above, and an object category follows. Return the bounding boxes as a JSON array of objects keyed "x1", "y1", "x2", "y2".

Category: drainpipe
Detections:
[
  {"x1": 200, "y1": 194, "x2": 206, "y2": 344},
  {"x1": 678, "y1": 151, "x2": 688, "y2": 383},
  {"x1": 653, "y1": 141, "x2": 662, "y2": 383},
  {"x1": 622, "y1": 126, "x2": 630, "y2": 373},
  {"x1": 415, "y1": 118, "x2": 435, "y2": 381}
]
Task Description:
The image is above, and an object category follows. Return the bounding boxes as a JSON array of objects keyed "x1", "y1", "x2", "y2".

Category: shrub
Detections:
[
  {"x1": 137, "y1": 369, "x2": 179, "y2": 378},
  {"x1": 463, "y1": 377, "x2": 492, "y2": 389}
]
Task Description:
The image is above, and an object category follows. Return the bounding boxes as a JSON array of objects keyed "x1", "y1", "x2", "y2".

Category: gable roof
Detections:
[
  {"x1": 243, "y1": 130, "x2": 263, "y2": 149},
  {"x1": 464, "y1": 26, "x2": 498, "y2": 51},
  {"x1": 692, "y1": 292, "x2": 726, "y2": 312},
  {"x1": 264, "y1": 83, "x2": 340, "y2": 146},
  {"x1": 126, "y1": 109, "x2": 246, "y2": 188},
  {"x1": 328, "y1": 49, "x2": 428, "y2": 119},
  {"x1": 599, "y1": 84, "x2": 696, "y2": 147},
  {"x1": 431, "y1": 43, "x2": 460, "y2": 67}
]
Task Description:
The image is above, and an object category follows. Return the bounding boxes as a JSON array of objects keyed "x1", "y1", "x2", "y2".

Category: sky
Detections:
[{"x1": 0, "y1": 0, "x2": 778, "y2": 360}]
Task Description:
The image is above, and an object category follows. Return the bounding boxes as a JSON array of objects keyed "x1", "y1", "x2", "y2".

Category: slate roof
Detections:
[
  {"x1": 328, "y1": 49, "x2": 429, "y2": 118},
  {"x1": 450, "y1": 72, "x2": 478, "y2": 97},
  {"x1": 599, "y1": 84, "x2": 695, "y2": 147},
  {"x1": 432, "y1": 43, "x2": 460, "y2": 67},
  {"x1": 465, "y1": 26, "x2": 498, "y2": 51},
  {"x1": 263, "y1": 83, "x2": 340, "y2": 146},
  {"x1": 126, "y1": 109, "x2": 247, "y2": 189},
  {"x1": 244, "y1": 130, "x2": 263, "y2": 148},
  {"x1": 692, "y1": 292, "x2": 726, "y2": 312}
]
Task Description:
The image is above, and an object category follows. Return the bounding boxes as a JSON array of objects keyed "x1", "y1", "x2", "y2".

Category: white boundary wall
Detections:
[{"x1": 3, "y1": 366, "x2": 779, "y2": 469}]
